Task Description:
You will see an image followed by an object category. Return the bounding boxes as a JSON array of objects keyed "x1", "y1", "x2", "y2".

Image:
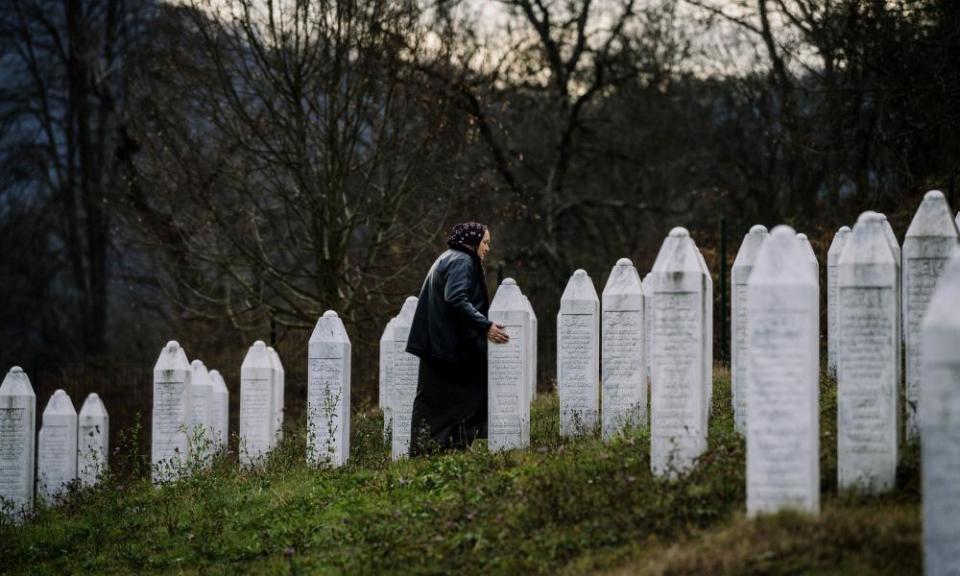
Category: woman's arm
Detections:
[{"x1": 443, "y1": 257, "x2": 493, "y2": 335}]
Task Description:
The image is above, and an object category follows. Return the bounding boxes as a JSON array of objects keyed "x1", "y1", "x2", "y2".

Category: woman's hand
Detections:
[{"x1": 487, "y1": 323, "x2": 510, "y2": 344}]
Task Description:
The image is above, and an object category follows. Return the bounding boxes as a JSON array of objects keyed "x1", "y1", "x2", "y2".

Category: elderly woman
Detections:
[{"x1": 406, "y1": 222, "x2": 509, "y2": 455}]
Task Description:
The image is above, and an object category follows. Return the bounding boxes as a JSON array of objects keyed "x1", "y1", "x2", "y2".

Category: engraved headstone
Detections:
[
  {"x1": 827, "y1": 226, "x2": 852, "y2": 378},
  {"x1": 208, "y1": 370, "x2": 229, "y2": 451},
  {"x1": 903, "y1": 190, "x2": 959, "y2": 441},
  {"x1": 239, "y1": 341, "x2": 275, "y2": 467},
  {"x1": 558, "y1": 269, "x2": 600, "y2": 436},
  {"x1": 650, "y1": 227, "x2": 707, "y2": 477},
  {"x1": 837, "y1": 211, "x2": 899, "y2": 492},
  {"x1": 152, "y1": 341, "x2": 192, "y2": 481},
  {"x1": 190, "y1": 360, "x2": 214, "y2": 462},
  {"x1": 268, "y1": 346, "x2": 285, "y2": 444},
  {"x1": 601, "y1": 258, "x2": 646, "y2": 439},
  {"x1": 731, "y1": 224, "x2": 768, "y2": 434},
  {"x1": 77, "y1": 393, "x2": 108, "y2": 487},
  {"x1": 746, "y1": 226, "x2": 820, "y2": 516},
  {"x1": 37, "y1": 390, "x2": 77, "y2": 502},
  {"x1": 392, "y1": 296, "x2": 419, "y2": 459},
  {"x1": 522, "y1": 294, "x2": 538, "y2": 402},
  {"x1": 920, "y1": 248, "x2": 960, "y2": 575},
  {"x1": 695, "y1": 247, "x2": 714, "y2": 431},
  {"x1": 488, "y1": 279, "x2": 531, "y2": 451},
  {"x1": 308, "y1": 310, "x2": 352, "y2": 467},
  {"x1": 379, "y1": 317, "x2": 397, "y2": 438},
  {"x1": 0, "y1": 367, "x2": 36, "y2": 517}
]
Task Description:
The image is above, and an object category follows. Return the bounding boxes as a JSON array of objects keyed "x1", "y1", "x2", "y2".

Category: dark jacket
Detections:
[{"x1": 406, "y1": 247, "x2": 492, "y2": 361}]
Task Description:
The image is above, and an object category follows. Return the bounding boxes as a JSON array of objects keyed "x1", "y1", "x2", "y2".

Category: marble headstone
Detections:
[
  {"x1": 903, "y1": 190, "x2": 959, "y2": 441},
  {"x1": 601, "y1": 258, "x2": 646, "y2": 439},
  {"x1": 268, "y1": 347, "x2": 285, "y2": 445},
  {"x1": 642, "y1": 272, "x2": 654, "y2": 390},
  {"x1": 239, "y1": 341, "x2": 275, "y2": 467},
  {"x1": 0, "y1": 367, "x2": 36, "y2": 517},
  {"x1": 392, "y1": 297, "x2": 420, "y2": 460},
  {"x1": 152, "y1": 341, "x2": 192, "y2": 481},
  {"x1": 557, "y1": 269, "x2": 600, "y2": 436},
  {"x1": 522, "y1": 294, "x2": 538, "y2": 402},
  {"x1": 746, "y1": 226, "x2": 820, "y2": 516},
  {"x1": 208, "y1": 370, "x2": 229, "y2": 451},
  {"x1": 920, "y1": 248, "x2": 960, "y2": 575},
  {"x1": 837, "y1": 212, "x2": 899, "y2": 492},
  {"x1": 308, "y1": 310, "x2": 352, "y2": 467},
  {"x1": 379, "y1": 317, "x2": 397, "y2": 438},
  {"x1": 650, "y1": 227, "x2": 707, "y2": 477},
  {"x1": 78, "y1": 393, "x2": 109, "y2": 487},
  {"x1": 731, "y1": 224, "x2": 768, "y2": 434},
  {"x1": 827, "y1": 226, "x2": 852, "y2": 378},
  {"x1": 189, "y1": 360, "x2": 214, "y2": 462},
  {"x1": 695, "y1": 246, "x2": 714, "y2": 432},
  {"x1": 488, "y1": 279, "x2": 531, "y2": 451},
  {"x1": 37, "y1": 390, "x2": 78, "y2": 502}
]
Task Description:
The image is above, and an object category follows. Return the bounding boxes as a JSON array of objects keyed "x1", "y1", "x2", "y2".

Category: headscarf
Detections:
[{"x1": 446, "y1": 222, "x2": 487, "y2": 253}]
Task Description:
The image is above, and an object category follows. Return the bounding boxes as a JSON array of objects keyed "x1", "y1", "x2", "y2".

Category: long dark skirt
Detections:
[{"x1": 409, "y1": 353, "x2": 487, "y2": 456}]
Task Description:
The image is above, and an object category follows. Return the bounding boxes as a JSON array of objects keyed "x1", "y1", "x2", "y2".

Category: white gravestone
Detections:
[
  {"x1": 392, "y1": 297, "x2": 420, "y2": 460},
  {"x1": 956, "y1": 211, "x2": 960, "y2": 231},
  {"x1": 488, "y1": 279, "x2": 531, "y2": 451},
  {"x1": 643, "y1": 272, "x2": 654, "y2": 390},
  {"x1": 0, "y1": 367, "x2": 36, "y2": 517},
  {"x1": 37, "y1": 390, "x2": 78, "y2": 502},
  {"x1": 379, "y1": 317, "x2": 397, "y2": 439},
  {"x1": 239, "y1": 341, "x2": 275, "y2": 467},
  {"x1": 190, "y1": 360, "x2": 214, "y2": 462},
  {"x1": 308, "y1": 310, "x2": 352, "y2": 467},
  {"x1": 601, "y1": 258, "x2": 646, "y2": 439},
  {"x1": 693, "y1": 247, "x2": 714, "y2": 432},
  {"x1": 731, "y1": 225, "x2": 769, "y2": 434},
  {"x1": 827, "y1": 226, "x2": 852, "y2": 378},
  {"x1": 746, "y1": 226, "x2": 820, "y2": 516},
  {"x1": 268, "y1": 347, "x2": 285, "y2": 445},
  {"x1": 558, "y1": 269, "x2": 601, "y2": 436},
  {"x1": 208, "y1": 370, "x2": 229, "y2": 452},
  {"x1": 650, "y1": 227, "x2": 707, "y2": 477},
  {"x1": 522, "y1": 294, "x2": 538, "y2": 402},
  {"x1": 796, "y1": 232, "x2": 821, "y2": 366},
  {"x1": 78, "y1": 393, "x2": 109, "y2": 487},
  {"x1": 920, "y1": 248, "x2": 960, "y2": 576},
  {"x1": 152, "y1": 341, "x2": 192, "y2": 481},
  {"x1": 903, "y1": 190, "x2": 959, "y2": 441},
  {"x1": 837, "y1": 212, "x2": 899, "y2": 493}
]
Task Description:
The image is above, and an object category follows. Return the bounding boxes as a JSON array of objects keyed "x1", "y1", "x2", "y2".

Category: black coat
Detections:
[{"x1": 406, "y1": 247, "x2": 491, "y2": 361}]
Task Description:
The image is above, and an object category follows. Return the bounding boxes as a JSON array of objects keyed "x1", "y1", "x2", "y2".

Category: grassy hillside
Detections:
[{"x1": 0, "y1": 371, "x2": 921, "y2": 575}]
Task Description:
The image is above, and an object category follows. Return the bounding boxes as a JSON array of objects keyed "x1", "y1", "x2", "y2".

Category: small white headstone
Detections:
[
  {"x1": 522, "y1": 294, "x2": 538, "y2": 402},
  {"x1": 920, "y1": 248, "x2": 960, "y2": 575},
  {"x1": 650, "y1": 227, "x2": 707, "y2": 477},
  {"x1": 78, "y1": 393, "x2": 109, "y2": 487},
  {"x1": 903, "y1": 190, "x2": 959, "y2": 441},
  {"x1": 558, "y1": 269, "x2": 600, "y2": 436},
  {"x1": 37, "y1": 390, "x2": 78, "y2": 502},
  {"x1": 695, "y1": 247, "x2": 714, "y2": 432},
  {"x1": 837, "y1": 211, "x2": 899, "y2": 493},
  {"x1": 488, "y1": 279, "x2": 531, "y2": 451},
  {"x1": 208, "y1": 370, "x2": 229, "y2": 451},
  {"x1": 267, "y1": 347, "x2": 285, "y2": 445},
  {"x1": 152, "y1": 341, "x2": 192, "y2": 481},
  {"x1": 392, "y1": 297, "x2": 420, "y2": 460},
  {"x1": 731, "y1": 224, "x2": 768, "y2": 434},
  {"x1": 189, "y1": 360, "x2": 214, "y2": 463},
  {"x1": 308, "y1": 310, "x2": 352, "y2": 467},
  {"x1": 601, "y1": 258, "x2": 646, "y2": 439},
  {"x1": 379, "y1": 317, "x2": 397, "y2": 438},
  {"x1": 827, "y1": 226, "x2": 852, "y2": 378},
  {"x1": 746, "y1": 225, "x2": 820, "y2": 516},
  {"x1": 239, "y1": 341, "x2": 275, "y2": 467},
  {"x1": 0, "y1": 367, "x2": 36, "y2": 517},
  {"x1": 642, "y1": 272, "x2": 653, "y2": 390}
]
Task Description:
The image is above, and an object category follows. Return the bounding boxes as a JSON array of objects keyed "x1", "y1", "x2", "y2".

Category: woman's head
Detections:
[{"x1": 447, "y1": 222, "x2": 490, "y2": 261}]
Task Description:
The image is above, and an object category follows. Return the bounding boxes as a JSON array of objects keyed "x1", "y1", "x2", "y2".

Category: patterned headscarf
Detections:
[{"x1": 446, "y1": 222, "x2": 487, "y2": 252}]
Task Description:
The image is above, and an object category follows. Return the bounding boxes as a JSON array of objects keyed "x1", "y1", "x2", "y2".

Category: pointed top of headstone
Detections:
[
  {"x1": 310, "y1": 309, "x2": 349, "y2": 343},
  {"x1": 241, "y1": 340, "x2": 272, "y2": 370},
  {"x1": 841, "y1": 211, "x2": 897, "y2": 266},
  {"x1": 828, "y1": 226, "x2": 852, "y2": 259},
  {"x1": 79, "y1": 393, "x2": 108, "y2": 419},
  {"x1": 733, "y1": 225, "x2": 769, "y2": 268},
  {"x1": 749, "y1": 224, "x2": 768, "y2": 235},
  {"x1": 751, "y1": 225, "x2": 813, "y2": 287},
  {"x1": 652, "y1": 227, "x2": 701, "y2": 274},
  {"x1": 875, "y1": 212, "x2": 901, "y2": 259},
  {"x1": 796, "y1": 232, "x2": 819, "y2": 265},
  {"x1": 905, "y1": 190, "x2": 959, "y2": 239},
  {"x1": 267, "y1": 347, "x2": 284, "y2": 373},
  {"x1": 669, "y1": 227, "x2": 690, "y2": 238},
  {"x1": 0, "y1": 366, "x2": 34, "y2": 397},
  {"x1": 502, "y1": 277, "x2": 517, "y2": 286},
  {"x1": 922, "y1": 248, "x2": 960, "y2": 332},
  {"x1": 490, "y1": 277, "x2": 525, "y2": 311},
  {"x1": 191, "y1": 360, "x2": 212, "y2": 387},
  {"x1": 154, "y1": 341, "x2": 190, "y2": 372},
  {"x1": 616, "y1": 257, "x2": 633, "y2": 267},
  {"x1": 602, "y1": 258, "x2": 642, "y2": 297},
  {"x1": 208, "y1": 370, "x2": 228, "y2": 393},
  {"x1": 561, "y1": 269, "x2": 599, "y2": 302},
  {"x1": 44, "y1": 389, "x2": 76, "y2": 417},
  {"x1": 398, "y1": 296, "x2": 419, "y2": 319},
  {"x1": 955, "y1": 211, "x2": 960, "y2": 229}
]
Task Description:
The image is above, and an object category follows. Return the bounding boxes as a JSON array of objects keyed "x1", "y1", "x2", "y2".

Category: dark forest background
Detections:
[{"x1": 2, "y1": 0, "x2": 958, "y2": 445}]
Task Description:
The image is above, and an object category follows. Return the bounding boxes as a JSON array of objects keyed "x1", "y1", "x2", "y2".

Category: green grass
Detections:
[{"x1": 0, "y1": 370, "x2": 921, "y2": 575}]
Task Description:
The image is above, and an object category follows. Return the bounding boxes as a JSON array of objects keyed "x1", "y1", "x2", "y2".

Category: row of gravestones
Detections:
[{"x1": 0, "y1": 371, "x2": 109, "y2": 517}]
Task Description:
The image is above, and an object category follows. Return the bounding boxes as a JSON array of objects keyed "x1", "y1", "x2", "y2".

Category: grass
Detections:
[{"x1": 0, "y1": 369, "x2": 921, "y2": 575}]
